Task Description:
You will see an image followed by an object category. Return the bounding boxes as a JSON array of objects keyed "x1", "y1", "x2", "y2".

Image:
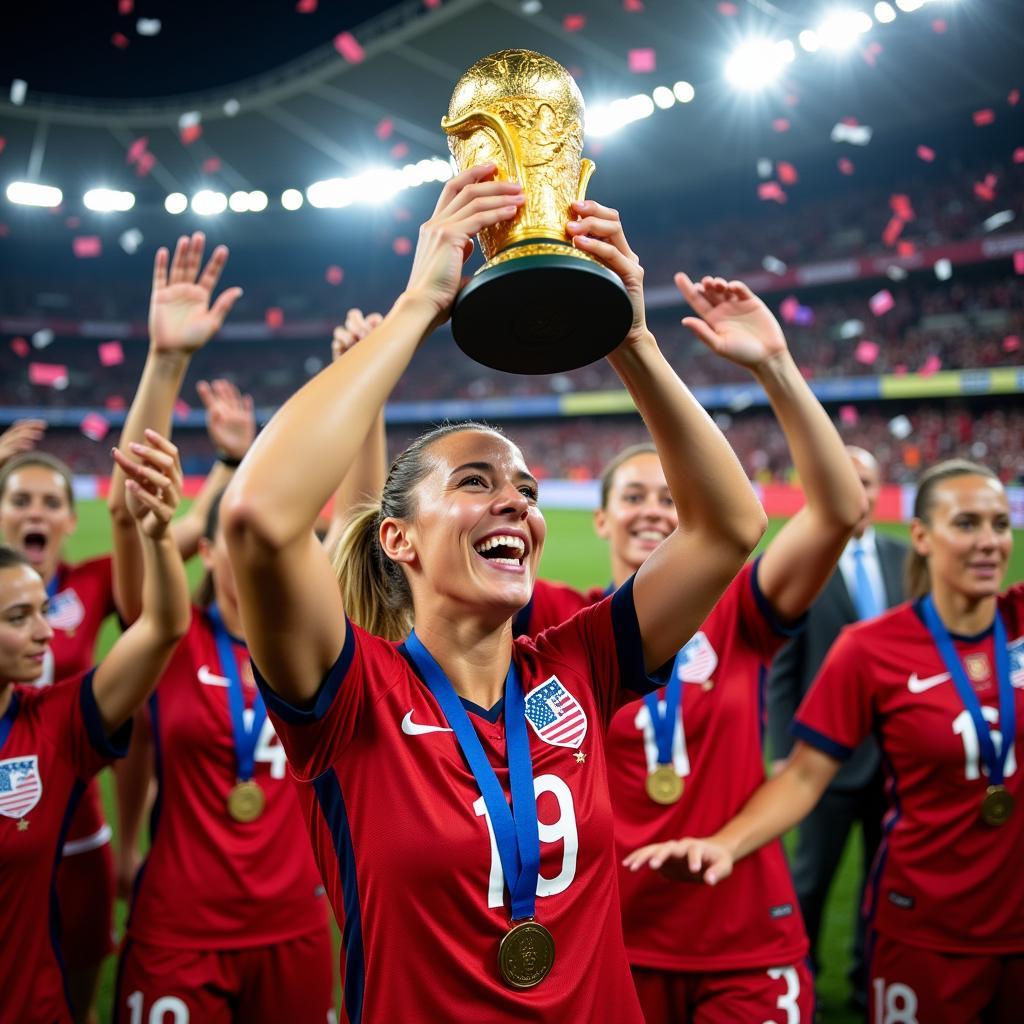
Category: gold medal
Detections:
[
  {"x1": 498, "y1": 920, "x2": 555, "y2": 988},
  {"x1": 227, "y1": 780, "x2": 265, "y2": 823},
  {"x1": 646, "y1": 764, "x2": 684, "y2": 805},
  {"x1": 981, "y1": 784, "x2": 1014, "y2": 826}
]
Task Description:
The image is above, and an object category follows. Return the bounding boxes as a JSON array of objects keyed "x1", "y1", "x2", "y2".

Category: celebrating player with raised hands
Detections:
[
  {"x1": 626, "y1": 459, "x2": 1023, "y2": 1024},
  {"x1": 0, "y1": 432, "x2": 189, "y2": 1024},
  {"x1": 222, "y1": 164, "x2": 767, "y2": 1023}
]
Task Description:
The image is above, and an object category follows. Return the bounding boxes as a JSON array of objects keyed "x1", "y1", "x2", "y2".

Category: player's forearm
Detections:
[{"x1": 170, "y1": 460, "x2": 234, "y2": 561}]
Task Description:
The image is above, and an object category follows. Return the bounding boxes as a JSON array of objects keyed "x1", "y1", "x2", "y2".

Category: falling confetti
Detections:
[
  {"x1": 869, "y1": 289, "x2": 894, "y2": 316},
  {"x1": 916, "y1": 144, "x2": 935, "y2": 162},
  {"x1": 80, "y1": 413, "x2": 110, "y2": 442},
  {"x1": 628, "y1": 49, "x2": 656, "y2": 73},
  {"x1": 98, "y1": 340, "x2": 124, "y2": 366}
]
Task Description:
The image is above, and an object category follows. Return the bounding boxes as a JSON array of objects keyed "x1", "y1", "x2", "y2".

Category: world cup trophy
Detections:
[{"x1": 442, "y1": 49, "x2": 633, "y2": 374}]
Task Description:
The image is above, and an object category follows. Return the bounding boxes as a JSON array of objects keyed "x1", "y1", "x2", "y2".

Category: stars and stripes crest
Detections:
[
  {"x1": 524, "y1": 677, "x2": 588, "y2": 749},
  {"x1": 675, "y1": 631, "x2": 718, "y2": 683},
  {"x1": 0, "y1": 756, "x2": 42, "y2": 819},
  {"x1": 46, "y1": 588, "x2": 85, "y2": 632},
  {"x1": 1010, "y1": 638, "x2": 1024, "y2": 689}
]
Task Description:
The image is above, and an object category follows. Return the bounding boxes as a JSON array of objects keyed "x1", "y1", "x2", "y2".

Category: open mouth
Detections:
[
  {"x1": 632, "y1": 529, "x2": 668, "y2": 544},
  {"x1": 473, "y1": 534, "x2": 527, "y2": 568},
  {"x1": 21, "y1": 532, "x2": 48, "y2": 560}
]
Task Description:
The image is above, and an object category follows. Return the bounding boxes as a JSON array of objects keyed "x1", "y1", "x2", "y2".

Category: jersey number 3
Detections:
[{"x1": 474, "y1": 774, "x2": 579, "y2": 909}]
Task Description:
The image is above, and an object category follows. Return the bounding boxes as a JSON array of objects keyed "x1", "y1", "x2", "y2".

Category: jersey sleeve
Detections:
[
  {"x1": 734, "y1": 557, "x2": 807, "y2": 665},
  {"x1": 791, "y1": 625, "x2": 874, "y2": 760},
  {"x1": 252, "y1": 620, "x2": 402, "y2": 781},
  {"x1": 512, "y1": 578, "x2": 595, "y2": 637}
]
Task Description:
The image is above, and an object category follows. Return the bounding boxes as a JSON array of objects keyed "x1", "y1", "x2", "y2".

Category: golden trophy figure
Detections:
[{"x1": 442, "y1": 49, "x2": 633, "y2": 374}]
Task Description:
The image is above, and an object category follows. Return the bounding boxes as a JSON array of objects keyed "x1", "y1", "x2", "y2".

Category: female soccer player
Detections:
[
  {"x1": 521, "y1": 275, "x2": 866, "y2": 1022},
  {"x1": 626, "y1": 459, "x2": 1023, "y2": 1024},
  {"x1": 0, "y1": 432, "x2": 190, "y2": 1024},
  {"x1": 221, "y1": 165, "x2": 767, "y2": 1023}
]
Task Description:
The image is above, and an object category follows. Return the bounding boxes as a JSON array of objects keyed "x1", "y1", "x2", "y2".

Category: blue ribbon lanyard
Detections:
[
  {"x1": 921, "y1": 595, "x2": 1015, "y2": 786},
  {"x1": 208, "y1": 604, "x2": 266, "y2": 782},
  {"x1": 405, "y1": 630, "x2": 541, "y2": 923},
  {"x1": 45, "y1": 573, "x2": 59, "y2": 601},
  {"x1": 0, "y1": 693, "x2": 20, "y2": 752},
  {"x1": 643, "y1": 658, "x2": 683, "y2": 766}
]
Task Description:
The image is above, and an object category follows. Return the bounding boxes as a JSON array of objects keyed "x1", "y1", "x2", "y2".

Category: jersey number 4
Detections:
[{"x1": 474, "y1": 774, "x2": 579, "y2": 909}]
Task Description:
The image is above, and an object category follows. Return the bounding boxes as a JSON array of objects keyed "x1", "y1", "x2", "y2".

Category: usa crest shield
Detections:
[
  {"x1": 524, "y1": 677, "x2": 588, "y2": 749},
  {"x1": 1010, "y1": 637, "x2": 1024, "y2": 689},
  {"x1": 0, "y1": 756, "x2": 42, "y2": 819},
  {"x1": 675, "y1": 631, "x2": 718, "y2": 683},
  {"x1": 47, "y1": 588, "x2": 85, "y2": 632}
]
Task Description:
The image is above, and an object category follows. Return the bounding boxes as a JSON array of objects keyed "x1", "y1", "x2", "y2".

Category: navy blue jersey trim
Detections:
[
  {"x1": 51, "y1": 778, "x2": 87, "y2": 1019},
  {"x1": 313, "y1": 769, "x2": 365, "y2": 1024},
  {"x1": 750, "y1": 556, "x2": 807, "y2": 638},
  {"x1": 790, "y1": 720, "x2": 854, "y2": 761},
  {"x1": 511, "y1": 597, "x2": 534, "y2": 639},
  {"x1": 398, "y1": 644, "x2": 506, "y2": 722},
  {"x1": 611, "y1": 574, "x2": 674, "y2": 695},
  {"x1": 79, "y1": 668, "x2": 132, "y2": 759},
  {"x1": 912, "y1": 597, "x2": 994, "y2": 643},
  {"x1": 864, "y1": 736, "x2": 901, "y2": 927},
  {"x1": 252, "y1": 618, "x2": 356, "y2": 725},
  {"x1": 0, "y1": 691, "x2": 20, "y2": 754}
]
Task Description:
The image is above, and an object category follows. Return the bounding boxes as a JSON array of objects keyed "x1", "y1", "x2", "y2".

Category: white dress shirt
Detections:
[{"x1": 838, "y1": 527, "x2": 888, "y2": 619}]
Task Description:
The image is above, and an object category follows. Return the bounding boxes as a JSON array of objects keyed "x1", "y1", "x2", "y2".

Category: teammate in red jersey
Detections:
[
  {"x1": 222, "y1": 165, "x2": 768, "y2": 1023},
  {"x1": 105, "y1": 231, "x2": 334, "y2": 1023},
  {"x1": 0, "y1": 431, "x2": 190, "y2": 1024},
  {"x1": 522, "y1": 275, "x2": 866, "y2": 1023},
  {"x1": 628, "y1": 459, "x2": 1023, "y2": 1024}
]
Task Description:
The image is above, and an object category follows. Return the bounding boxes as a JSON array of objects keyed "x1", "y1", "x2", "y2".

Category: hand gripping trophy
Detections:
[{"x1": 442, "y1": 49, "x2": 634, "y2": 374}]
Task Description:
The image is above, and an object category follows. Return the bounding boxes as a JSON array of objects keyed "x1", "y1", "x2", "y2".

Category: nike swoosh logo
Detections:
[
  {"x1": 197, "y1": 664, "x2": 231, "y2": 687},
  {"x1": 401, "y1": 711, "x2": 453, "y2": 736},
  {"x1": 907, "y1": 672, "x2": 951, "y2": 693}
]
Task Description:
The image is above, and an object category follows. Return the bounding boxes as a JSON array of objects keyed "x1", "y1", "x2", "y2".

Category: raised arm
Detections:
[
  {"x1": 565, "y1": 203, "x2": 767, "y2": 672},
  {"x1": 0, "y1": 419, "x2": 46, "y2": 470},
  {"x1": 676, "y1": 275, "x2": 866, "y2": 623},
  {"x1": 108, "y1": 233, "x2": 243, "y2": 621},
  {"x1": 223, "y1": 164, "x2": 525, "y2": 703},
  {"x1": 94, "y1": 431, "x2": 191, "y2": 734}
]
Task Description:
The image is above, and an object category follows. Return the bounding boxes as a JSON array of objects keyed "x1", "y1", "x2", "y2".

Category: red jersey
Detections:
[
  {"x1": 257, "y1": 580, "x2": 662, "y2": 1024},
  {"x1": 794, "y1": 584, "x2": 1024, "y2": 954},
  {"x1": 512, "y1": 578, "x2": 607, "y2": 638},
  {"x1": 127, "y1": 608, "x2": 327, "y2": 950},
  {"x1": 0, "y1": 671, "x2": 130, "y2": 1024}
]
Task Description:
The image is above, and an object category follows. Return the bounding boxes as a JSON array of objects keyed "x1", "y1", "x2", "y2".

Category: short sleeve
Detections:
[
  {"x1": 252, "y1": 620, "x2": 402, "y2": 781},
  {"x1": 735, "y1": 557, "x2": 807, "y2": 665},
  {"x1": 791, "y1": 626, "x2": 874, "y2": 761}
]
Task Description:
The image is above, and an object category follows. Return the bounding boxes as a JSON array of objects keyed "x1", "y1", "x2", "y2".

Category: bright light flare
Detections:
[
  {"x1": 585, "y1": 94, "x2": 655, "y2": 137},
  {"x1": 84, "y1": 188, "x2": 135, "y2": 213},
  {"x1": 724, "y1": 39, "x2": 791, "y2": 91},
  {"x1": 281, "y1": 189, "x2": 304, "y2": 211},
  {"x1": 228, "y1": 191, "x2": 251, "y2": 213},
  {"x1": 191, "y1": 190, "x2": 227, "y2": 216},
  {"x1": 652, "y1": 86, "x2": 675, "y2": 109},
  {"x1": 874, "y1": 2, "x2": 897, "y2": 22},
  {"x1": 6, "y1": 181, "x2": 63, "y2": 207},
  {"x1": 165, "y1": 193, "x2": 188, "y2": 215},
  {"x1": 673, "y1": 81, "x2": 695, "y2": 103},
  {"x1": 248, "y1": 190, "x2": 268, "y2": 212},
  {"x1": 799, "y1": 29, "x2": 821, "y2": 51},
  {"x1": 817, "y1": 9, "x2": 874, "y2": 50}
]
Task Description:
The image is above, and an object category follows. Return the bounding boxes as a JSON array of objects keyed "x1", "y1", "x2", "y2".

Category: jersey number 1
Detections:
[{"x1": 952, "y1": 708, "x2": 1018, "y2": 781}]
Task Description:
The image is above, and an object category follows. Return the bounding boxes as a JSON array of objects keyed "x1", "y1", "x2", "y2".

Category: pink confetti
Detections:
[
  {"x1": 334, "y1": 32, "x2": 365, "y2": 63},
  {"x1": 65, "y1": 216, "x2": 80, "y2": 229},
  {"x1": 973, "y1": 109, "x2": 995, "y2": 126},
  {"x1": 1013, "y1": 251, "x2": 1024, "y2": 275},
  {"x1": 201, "y1": 157, "x2": 221, "y2": 174},
  {"x1": 135, "y1": 151, "x2": 156, "y2": 177},
  {"x1": 393, "y1": 207, "x2": 411, "y2": 222},
  {"x1": 1014, "y1": 148, "x2": 1024, "y2": 164},
  {"x1": 623, "y1": 0, "x2": 644, "y2": 10},
  {"x1": 772, "y1": 118, "x2": 790, "y2": 133},
  {"x1": 80, "y1": 413, "x2": 110, "y2": 442},
  {"x1": 916, "y1": 144, "x2": 935, "y2": 162},
  {"x1": 931, "y1": 18, "x2": 947, "y2": 34},
  {"x1": 717, "y1": 1, "x2": 738, "y2": 14},
  {"x1": 563, "y1": 13, "x2": 585, "y2": 32},
  {"x1": 423, "y1": 0, "x2": 441, "y2": 8},
  {"x1": 73, "y1": 236, "x2": 102, "y2": 258},
  {"x1": 29, "y1": 363, "x2": 69, "y2": 388},
  {"x1": 854, "y1": 340, "x2": 879, "y2": 365},
  {"x1": 265, "y1": 307, "x2": 284, "y2": 329},
  {"x1": 897, "y1": 241, "x2": 916, "y2": 258},
  {"x1": 974, "y1": 181, "x2": 996, "y2": 201},
  {"x1": 105, "y1": 395, "x2": 127, "y2": 412},
  {"x1": 628, "y1": 48, "x2": 656, "y2": 73},
  {"x1": 126, "y1": 136, "x2": 148, "y2": 164},
  {"x1": 118, "y1": 0, "x2": 133, "y2": 12},
  {"x1": 10, "y1": 337, "x2": 28, "y2": 357},
  {"x1": 779, "y1": 296, "x2": 800, "y2": 324},
  {"x1": 375, "y1": 118, "x2": 394, "y2": 140},
  {"x1": 173, "y1": 399, "x2": 190, "y2": 419},
  {"x1": 869, "y1": 289, "x2": 894, "y2": 316},
  {"x1": 777, "y1": 161, "x2": 798, "y2": 185},
  {"x1": 1002, "y1": 334, "x2": 1020, "y2": 353},
  {"x1": 98, "y1": 340, "x2": 124, "y2": 366},
  {"x1": 861, "y1": 41, "x2": 883, "y2": 66},
  {"x1": 296, "y1": 0, "x2": 317, "y2": 11},
  {"x1": 325, "y1": 265, "x2": 344, "y2": 286},
  {"x1": 757, "y1": 181, "x2": 787, "y2": 204},
  {"x1": 918, "y1": 355, "x2": 942, "y2": 378},
  {"x1": 889, "y1": 193, "x2": 915, "y2": 221},
  {"x1": 1010, "y1": 89, "x2": 1021, "y2": 107},
  {"x1": 393, "y1": 236, "x2": 413, "y2": 256},
  {"x1": 883, "y1": 216, "x2": 905, "y2": 248},
  {"x1": 839, "y1": 405, "x2": 859, "y2": 426},
  {"x1": 841, "y1": 116, "x2": 860, "y2": 127},
  {"x1": 390, "y1": 142, "x2": 409, "y2": 159},
  {"x1": 180, "y1": 123, "x2": 202, "y2": 145},
  {"x1": 111, "y1": 32, "x2": 130, "y2": 49},
  {"x1": 838, "y1": 157, "x2": 855, "y2": 175}
]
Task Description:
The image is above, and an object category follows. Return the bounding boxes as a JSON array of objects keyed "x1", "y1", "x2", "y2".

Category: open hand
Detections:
[
  {"x1": 332, "y1": 308, "x2": 384, "y2": 361},
  {"x1": 197, "y1": 379, "x2": 255, "y2": 460},
  {"x1": 0, "y1": 418, "x2": 46, "y2": 467},
  {"x1": 675, "y1": 274, "x2": 787, "y2": 369},
  {"x1": 111, "y1": 429, "x2": 183, "y2": 538},
  {"x1": 149, "y1": 232, "x2": 243, "y2": 356},
  {"x1": 622, "y1": 836, "x2": 734, "y2": 885}
]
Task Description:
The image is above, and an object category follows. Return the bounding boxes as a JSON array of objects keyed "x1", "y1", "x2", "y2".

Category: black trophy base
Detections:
[{"x1": 451, "y1": 245, "x2": 634, "y2": 374}]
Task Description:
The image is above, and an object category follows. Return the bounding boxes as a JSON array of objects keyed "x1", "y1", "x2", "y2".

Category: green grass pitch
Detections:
[{"x1": 59, "y1": 501, "x2": 1022, "y2": 1022}]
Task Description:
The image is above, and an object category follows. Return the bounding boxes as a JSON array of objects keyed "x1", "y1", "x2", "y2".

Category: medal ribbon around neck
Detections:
[
  {"x1": 45, "y1": 574, "x2": 59, "y2": 601},
  {"x1": 0, "y1": 693, "x2": 20, "y2": 752},
  {"x1": 405, "y1": 630, "x2": 541, "y2": 923},
  {"x1": 921, "y1": 595, "x2": 1015, "y2": 786},
  {"x1": 208, "y1": 604, "x2": 266, "y2": 783},
  {"x1": 643, "y1": 661, "x2": 683, "y2": 768}
]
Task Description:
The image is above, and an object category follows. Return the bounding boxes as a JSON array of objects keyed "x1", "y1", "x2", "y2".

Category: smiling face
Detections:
[
  {"x1": 380, "y1": 429, "x2": 546, "y2": 623},
  {"x1": 0, "y1": 564, "x2": 53, "y2": 684},
  {"x1": 0, "y1": 465, "x2": 76, "y2": 583},
  {"x1": 593, "y1": 451, "x2": 677, "y2": 584},
  {"x1": 910, "y1": 474, "x2": 1012, "y2": 604}
]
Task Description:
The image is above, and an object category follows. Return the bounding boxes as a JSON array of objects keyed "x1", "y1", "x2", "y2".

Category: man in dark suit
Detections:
[{"x1": 767, "y1": 446, "x2": 907, "y2": 1012}]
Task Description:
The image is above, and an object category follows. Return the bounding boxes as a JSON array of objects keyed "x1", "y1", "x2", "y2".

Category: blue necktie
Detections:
[{"x1": 852, "y1": 542, "x2": 882, "y2": 621}]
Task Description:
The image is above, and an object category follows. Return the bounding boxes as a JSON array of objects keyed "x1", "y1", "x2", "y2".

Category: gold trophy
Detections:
[{"x1": 442, "y1": 49, "x2": 633, "y2": 374}]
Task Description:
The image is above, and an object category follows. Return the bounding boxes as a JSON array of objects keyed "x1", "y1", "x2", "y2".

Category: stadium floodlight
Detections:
[
  {"x1": 281, "y1": 188, "x2": 304, "y2": 211},
  {"x1": 798, "y1": 29, "x2": 821, "y2": 52},
  {"x1": 191, "y1": 190, "x2": 227, "y2": 216},
  {"x1": 228, "y1": 191, "x2": 251, "y2": 213},
  {"x1": 307, "y1": 178, "x2": 355, "y2": 209},
  {"x1": 248, "y1": 190, "x2": 268, "y2": 212},
  {"x1": 6, "y1": 181, "x2": 63, "y2": 207},
  {"x1": 652, "y1": 86, "x2": 675, "y2": 110},
  {"x1": 816, "y1": 9, "x2": 874, "y2": 50},
  {"x1": 673, "y1": 81, "x2": 695, "y2": 103},
  {"x1": 84, "y1": 188, "x2": 135, "y2": 213},
  {"x1": 874, "y1": 1, "x2": 897, "y2": 22},
  {"x1": 724, "y1": 39, "x2": 790, "y2": 90},
  {"x1": 164, "y1": 193, "x2": 188, "y2": 215},
  {"x1": 353, "y1": 167, "x2": 406, "y2": 204},
  {"x1": 895, "y1": 0, "x2": 924, "y2": 9},
  {"x1": 587, "y1": 93, "x2": 656, "y2": 136}
]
